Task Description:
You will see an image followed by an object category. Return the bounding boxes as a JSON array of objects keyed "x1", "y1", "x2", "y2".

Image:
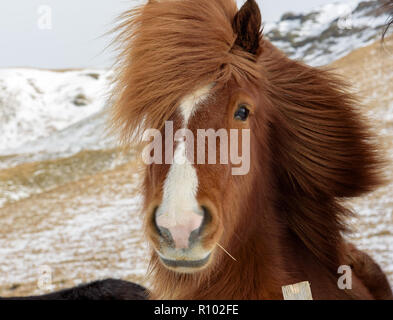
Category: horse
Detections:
[
  {"x1": 3, "y1": 0, "x2": 392, "y2": 300},
  {"x1": 107, "y1": 0, "x2": 393, "y2": 299}
]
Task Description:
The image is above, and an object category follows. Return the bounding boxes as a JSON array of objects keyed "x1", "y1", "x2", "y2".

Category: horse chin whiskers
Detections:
[{"x1": 216, "y1": 243, "x2": 237, "y2": 262}]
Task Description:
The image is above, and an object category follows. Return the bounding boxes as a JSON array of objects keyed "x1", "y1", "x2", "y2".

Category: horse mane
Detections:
[
  {"x1": 110, "y1": 0, "x2": 260, "y2": 143},
  {"x1": 261, "y1": 41, "x2": 384, "y2": 271}
]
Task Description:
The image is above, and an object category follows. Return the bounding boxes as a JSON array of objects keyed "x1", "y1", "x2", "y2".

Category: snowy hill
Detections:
[
  {"x1": 265, "y1": 0, "x2": 390, "y2": 65},
  {"x1": 0, "y1": 69, "x2": 113, "y2": 154},
  {"x1": 0, "y1": 111, "x2": 118, "y2": 170}
]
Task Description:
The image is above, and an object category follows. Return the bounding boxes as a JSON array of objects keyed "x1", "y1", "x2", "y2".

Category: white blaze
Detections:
[
  {"x1": 179, "y1": 84, "x2": 212, "y2": 126},
  {"x1": 155, "y1": 85, "x2": 212, "y2": 249}
]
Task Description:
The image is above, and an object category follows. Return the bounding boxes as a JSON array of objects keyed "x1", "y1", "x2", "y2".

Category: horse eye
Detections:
[{"x1": 234, "y1": 105, "x2": 250, "y2": 121}]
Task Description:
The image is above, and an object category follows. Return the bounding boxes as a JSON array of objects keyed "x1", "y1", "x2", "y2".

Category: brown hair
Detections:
[
  {"x1": 262, "y1": 40, "x2": 383, "y2": 270},
  {"x1": 110, "y1": 0, "x2": 260, "y2": 143}
]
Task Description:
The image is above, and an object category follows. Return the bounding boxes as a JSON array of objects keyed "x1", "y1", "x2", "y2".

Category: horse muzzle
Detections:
[{"x1": 151, "y1": 206, "x2": 215, "y2": 272}]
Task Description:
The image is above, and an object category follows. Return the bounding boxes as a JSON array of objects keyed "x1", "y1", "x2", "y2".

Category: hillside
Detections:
[
  {"x1": 0, "y1": 69, "x2": 113, "y2": 155},
  {"x1": 266, "y1": 0, "x2": 391, "y2": 65}
]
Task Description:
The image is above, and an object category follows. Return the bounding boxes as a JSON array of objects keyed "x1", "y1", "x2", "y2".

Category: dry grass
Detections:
[
  {"x1": 0, "y1": 147, "x2": 136, "y2": 207},
  {"x1": 0, "y1": 158, "x2": 149, "y2": 297}
]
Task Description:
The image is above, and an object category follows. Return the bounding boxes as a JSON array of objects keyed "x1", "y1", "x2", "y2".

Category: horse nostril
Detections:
[
  {"x1": 152, "y1": 206, "x2": 160, "y2": 233},
  {"x1": 188, "y1": 206, "x2": 212, "y2": 246},
  {"x1": 154, "y1": 206, "x2": 210, "y2": 249},
  {"x1": 200, "y1": 206, "x2": 212, "y2": 234},
  {"x1": 152, "y1": 203, "x2": 215, "y2": 249},
  {"x1": 152, "y1": 207, "x2": 175, "y2": 245}
]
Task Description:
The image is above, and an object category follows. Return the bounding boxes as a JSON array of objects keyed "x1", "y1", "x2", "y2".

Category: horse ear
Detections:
[{"x1": 232, "y1": 0, "x2": 263, "y2": 56}]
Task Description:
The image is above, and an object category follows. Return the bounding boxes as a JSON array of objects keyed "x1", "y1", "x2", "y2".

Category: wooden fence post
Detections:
[{"x1": 282, "y1": 281, "x2": 313, "y2": 300}]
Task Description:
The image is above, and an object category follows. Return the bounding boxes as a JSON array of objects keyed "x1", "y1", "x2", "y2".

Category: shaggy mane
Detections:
[
  {"x1": 111, "y1": 0, "x2": 260, "y2": 143},
  {"x1": 261, "y1": 41, "x2": 384, "y2": 270}
]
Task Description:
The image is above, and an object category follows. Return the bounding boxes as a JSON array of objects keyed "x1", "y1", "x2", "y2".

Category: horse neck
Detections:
[{"x1": 190, "y1": 195, "x2": 350, "y2": 300}]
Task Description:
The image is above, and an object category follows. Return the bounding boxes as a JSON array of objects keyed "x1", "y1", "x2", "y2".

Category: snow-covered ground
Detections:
[
  {"x1": 0, "y1": 111, "x2": 117, "y2": 170},
  {"x1": 0, "y1": 161, "x2": 150, "y2": 296}
]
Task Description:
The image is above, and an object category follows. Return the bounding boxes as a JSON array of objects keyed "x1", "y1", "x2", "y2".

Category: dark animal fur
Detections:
[{"x1": 1, "y1": 279, "x2": 147, "y2": 300}]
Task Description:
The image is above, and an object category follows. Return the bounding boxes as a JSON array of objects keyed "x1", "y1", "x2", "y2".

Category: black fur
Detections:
[{"x1": 1, "y1": 279, "x2": 148, "y2": 300}]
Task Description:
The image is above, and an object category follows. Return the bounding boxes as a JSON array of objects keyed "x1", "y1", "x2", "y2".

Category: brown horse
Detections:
[{"x1": 109, "y1": 0, "x2": 393, "y2": 299}]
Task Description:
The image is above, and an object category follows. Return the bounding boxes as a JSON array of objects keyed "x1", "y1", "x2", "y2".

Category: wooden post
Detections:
[{"x1": 282, "y1": 281, "x2": 313, "y2": 300}]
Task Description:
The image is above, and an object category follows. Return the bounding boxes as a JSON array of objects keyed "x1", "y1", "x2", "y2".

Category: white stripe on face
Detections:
[
  {"x1": 180, "y1": 84, "x2": 213, "y2": 126},
  {"x1": 155, "y1": 85, "x2": 212, "y2": 249}
]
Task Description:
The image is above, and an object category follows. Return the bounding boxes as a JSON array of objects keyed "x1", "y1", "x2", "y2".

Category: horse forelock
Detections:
[{"x1": 110, "y1": 0, "x2": 261, "y2": 144}]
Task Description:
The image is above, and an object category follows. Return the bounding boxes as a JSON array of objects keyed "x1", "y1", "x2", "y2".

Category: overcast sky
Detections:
[{"x1": 0, "y1": 0, "x2": 356, "y2": 69}]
